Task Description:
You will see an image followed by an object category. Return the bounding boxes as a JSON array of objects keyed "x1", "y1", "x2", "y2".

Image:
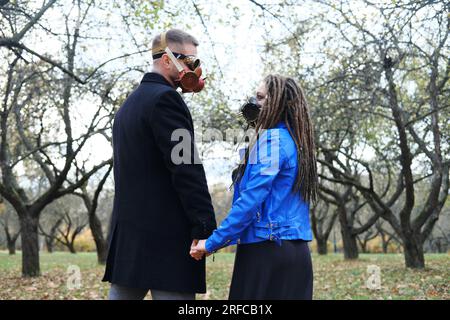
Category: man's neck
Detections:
[{"x1": 151, "y1": 68, "x2": 176, "y2": 89}]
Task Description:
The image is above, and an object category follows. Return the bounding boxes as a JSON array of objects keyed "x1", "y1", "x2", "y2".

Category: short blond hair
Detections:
[{"x1": 152, "y1": 29, "x2": 199, "y2": 58}]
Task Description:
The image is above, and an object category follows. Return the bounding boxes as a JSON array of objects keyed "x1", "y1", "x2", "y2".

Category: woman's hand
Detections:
[{"x1": 190, "y1": 239, "x2": 209, "y2": 260}]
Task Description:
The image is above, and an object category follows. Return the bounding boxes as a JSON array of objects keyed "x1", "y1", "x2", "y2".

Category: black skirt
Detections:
[{"x1": 228, "y1": 239, "x2": 313, "y2": 300}]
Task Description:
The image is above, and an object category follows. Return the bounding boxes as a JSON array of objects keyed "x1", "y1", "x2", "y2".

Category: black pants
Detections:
[{"x1": 229, "y1": 240, "x2": 313, "y2": 300}]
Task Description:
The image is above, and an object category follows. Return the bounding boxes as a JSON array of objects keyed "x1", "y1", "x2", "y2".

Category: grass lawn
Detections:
[{"x1": 0, "y1": 250, "x2": 448, "y2": 300}]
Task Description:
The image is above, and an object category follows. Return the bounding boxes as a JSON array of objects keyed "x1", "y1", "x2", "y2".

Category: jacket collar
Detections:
[{"x1": 141, "y1": 72, "x2": 174, "y2": 88}]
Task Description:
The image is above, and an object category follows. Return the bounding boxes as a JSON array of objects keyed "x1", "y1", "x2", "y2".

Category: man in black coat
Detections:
[{"x1": 102, "y1": 29, "x2": 217, "y2": 300}]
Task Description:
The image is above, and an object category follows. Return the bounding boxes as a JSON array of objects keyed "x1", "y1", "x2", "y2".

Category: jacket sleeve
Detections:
[
  {"x1": 149, "y1": 89, "x2": 217, "y2": 239},
  {"x1": 205, "y1": 129, "x2": 285, "y2": 253}
]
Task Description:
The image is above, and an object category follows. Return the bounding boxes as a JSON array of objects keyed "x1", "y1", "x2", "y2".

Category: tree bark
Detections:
[
  {"x1": 3, "y1": 223, "x2": 20, "y2": 255},
  {"x1": 403, "y1": 233, "x2": 425, "y2": 269},
  {"x1": 79, "y1": 164, "x2": 112, "y2": 265},
  {"x1": 340, "y1": 225, "x2": 359, "y2": 259},
  {"x1": 7, "y1": 239, "x2": 16, "y2": 255},
  {"x1": 19, "y1": 214, "x2": 40, "y2": 277},
  {"x1": 381, "y1": 234, "x2": 389, "y2": 254},
  {"x1": 310, "y1": 199, "x2": 337, "y2": 256},
  {"x1": 337, "y1": 204, "x2": 359, "y2": 259},
  {"x1": 316, "y1": 238, "x2": 328, "y2": 255},
  {"x1": 45, "y1": 237, "x2": 54, "y2": 253},
  {"x1": 89, "y1": 213, "x2": 108, "y2": 264},
  {"x1": 67, "y1": 242, "x2": 76, "y2": 254},
  {"x1": 358, "y1": 239, "x2": 368, "y2": 253},
  {"x1": 382, "y1": 242, "x2": 388, "y2": 254}
]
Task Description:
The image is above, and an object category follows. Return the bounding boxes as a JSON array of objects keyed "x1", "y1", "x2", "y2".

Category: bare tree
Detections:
[
  {"x1": 310, "y1": 197, "x2": 338, "y2": 255},
  {"x1": 0, "y1": 3, "x2": 112, "y2": 276},
  {"x1": 0, "y1": 201, "x2": 21, "y2": 254},
  {"x1": 39, "y1": 216, "x2": 63, "y2": 253},
  {"x1": 73, "y1": 163, "x2": 113, "y2": 264},
  {"x1": 375, "y1": 220, "x2": 401, "y2": 254},
  {"x1": 313, "y1": 0, "x2": 449, "y2": 268},
  {"x1": 356, "y1": 226, "x2": 378, "y2": 254},
  {"x1": 258, "y1": 0, "x2": 449, "y2": 268},
  {"x1": 0, "y1": 0, "x2": 154, "y2": 84},
  {"x1": 40, "y1": 208, "x2": 87, "y2": 254}
]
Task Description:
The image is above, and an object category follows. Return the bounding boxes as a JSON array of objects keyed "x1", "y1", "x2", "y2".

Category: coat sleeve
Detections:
[
  {"x1": 149, "y1": 89, "x2": 217, "y2": 239},
  {"x1": 205, "y1": 129, "x2": 285, "y2": 253}
]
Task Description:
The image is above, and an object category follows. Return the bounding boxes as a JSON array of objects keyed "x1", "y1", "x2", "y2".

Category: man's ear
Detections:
[{"x1": 161, "y1": 54, "x2": 171, "y2": 69}]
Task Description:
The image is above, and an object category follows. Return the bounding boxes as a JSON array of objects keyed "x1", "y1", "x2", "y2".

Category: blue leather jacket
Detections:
[{"x1": 205, "y1": 122, "x2": 313, "y2": 253}]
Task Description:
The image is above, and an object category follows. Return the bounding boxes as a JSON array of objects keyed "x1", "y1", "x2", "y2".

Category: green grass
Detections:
[
  {"x1": 0, "y1": 251, "x2": 448, "y2": 300},
  {"x1": 0, "y1": 251, "x2": 98, "y2": 271}
]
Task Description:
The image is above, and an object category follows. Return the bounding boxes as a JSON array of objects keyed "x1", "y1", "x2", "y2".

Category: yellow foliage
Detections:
[{"x1": 73, "y1": 229, "x2": 97, "y2": 252}]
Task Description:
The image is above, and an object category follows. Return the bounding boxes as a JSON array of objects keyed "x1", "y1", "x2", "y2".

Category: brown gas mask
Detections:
[{"x1": 152, "y1": 32, "x2": 205, "y2": 93}]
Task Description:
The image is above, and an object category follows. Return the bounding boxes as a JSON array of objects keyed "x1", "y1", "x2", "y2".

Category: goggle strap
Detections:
[{"x1": 152, "y1": 52, "x2": 187, "y2": 59}]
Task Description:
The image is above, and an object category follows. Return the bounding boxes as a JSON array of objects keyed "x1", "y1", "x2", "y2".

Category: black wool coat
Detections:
[{"x1": 102, "y1": 72, "x2": 217, "y2": 293}]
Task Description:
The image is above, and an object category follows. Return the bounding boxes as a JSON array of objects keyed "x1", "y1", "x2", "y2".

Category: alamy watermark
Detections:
[
  {"x1": 170, "y1": 121, "x2": 282, "y2": 175},
  {"x1": 66, "y1": 264, "x2": 82, "y2": 290},
  {"x1": 366, "y1": 264, "x2": 381, "y2": 290}
]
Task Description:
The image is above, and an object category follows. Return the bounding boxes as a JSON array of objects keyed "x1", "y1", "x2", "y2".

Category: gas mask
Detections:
[
  {"x1": 152, "y1": 32, "x2": 205, "y2": 93},
  {"x1": 240, "y1": 96, "x2": 261, "y2": 127}
]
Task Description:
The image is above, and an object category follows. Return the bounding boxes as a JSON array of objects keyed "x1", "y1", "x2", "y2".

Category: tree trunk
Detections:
[
  {"x1": 435, "y1": 240, "x2": 442, "y2": 253},
  {"x1": 338, "y1": 207, "x2": 359, "y2": 260},
  {"x1": 403, "y1": 233, "x2": 425, "y2": 269},
  {"x1": 340, "y1": 224, "x2": 359, "y2": 259},
  {"x1": 44, "y1": 218, "x2": 62, "y2": 253},
  {"x1": 382, "y1": 241, "x2": 389, "y2": 254},
  {"x1": 359, "y1": 240, "x2": 368, "y2": 253},
  {"x1": 45, "y1": 238, "x2": 54, "y2": 253},
  {"x1": 7, "y1": 239, "x2": 16, "y2": 255},
  {"x1": 89, "y1": 214, "x2": 108, "y2": 264},
  {"x1": 4, "y1": 228, "x2": 18, "y2": 255},
  {"x1": 316, "y1": 238, "x2": 328, "y2": 255},
  {"x1": 68, "y1": 242, "x2": 76, "y2": 254},
  {"x1": 380, "y1": 233, "x2": 386, "y2": 253},
  {"x1": 19, "y1": 214, "x2": 40, "y2": 277}
]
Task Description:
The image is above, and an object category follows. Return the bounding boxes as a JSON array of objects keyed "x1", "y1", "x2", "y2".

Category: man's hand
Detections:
[
  {"x1": 190, "y1": 239, "x2": 209, "y2": 260},
  {"x1": 190, "y1": 239, "x2": 203, "y2": 260}
]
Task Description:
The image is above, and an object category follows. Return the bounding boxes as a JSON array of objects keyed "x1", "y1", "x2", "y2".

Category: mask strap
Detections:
[
  {"x1": 152, "y1": 31, "x2": 168, "y2": 58},
  {"x1": 165, "y1": 47, "x2": 184, "y2": 72},
  {"x1": 161, "y1": 32, "x2": 167, "y2": 49}
]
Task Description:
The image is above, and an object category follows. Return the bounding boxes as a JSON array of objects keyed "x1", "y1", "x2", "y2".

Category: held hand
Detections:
[
  {"x1": 190, "y1": 239, "x2": 203, "y2": 260},
  {"x1": 190, "y1": 239, "x2": 202, "y2": 260},
  {"x1": 190, "y1": 239, "x2": 209, "y2": 260}
]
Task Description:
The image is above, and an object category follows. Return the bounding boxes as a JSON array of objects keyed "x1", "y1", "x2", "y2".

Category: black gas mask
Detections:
[{"x1": 239, "y1": 96, "x2": 261, "y2": 127}]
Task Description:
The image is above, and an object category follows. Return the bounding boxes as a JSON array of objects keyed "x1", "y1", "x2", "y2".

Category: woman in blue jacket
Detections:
[{"x1": 191, "y1": 74, "x2": 318, "y2": 300}]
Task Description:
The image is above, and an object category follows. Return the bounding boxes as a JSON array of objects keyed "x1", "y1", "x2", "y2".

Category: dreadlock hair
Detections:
[{"x1": 233, "y1": 74, "x2": 318, "y2": 204}]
